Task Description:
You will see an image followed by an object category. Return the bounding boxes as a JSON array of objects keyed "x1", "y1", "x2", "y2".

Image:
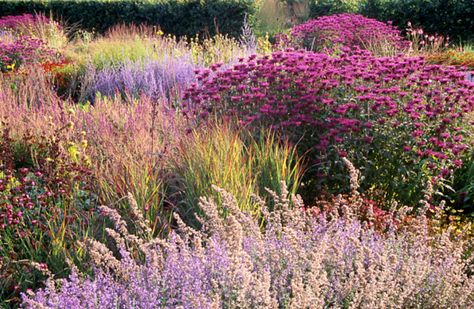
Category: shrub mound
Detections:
[
  {"x1": 184, "y1": 49, "x2": 474, "y2": 204},
  {"x1": 308, "y1": 0, "x2": 474, "y2": 43},
  {"x1": 290, "y1": 13, "x2": 409, "y2": 55}
]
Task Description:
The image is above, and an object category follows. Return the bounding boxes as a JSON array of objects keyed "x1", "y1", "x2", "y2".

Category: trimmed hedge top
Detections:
[
  {"x1": 0, "y1": 0, "x2": 257, "y2": 37},
  {"x1": 1, "y1": 0, "x2": 473, "y2": 42}
]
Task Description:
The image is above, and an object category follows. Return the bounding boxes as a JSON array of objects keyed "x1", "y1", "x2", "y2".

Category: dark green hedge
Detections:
[
  {"x1": 308, "y1": 0, "x2": 359, "y2": 17},
  {"x1": 0, "y1": 0, "x2": 257, "y2": 37},
  {"x1": 308, "y1": 0, "x2": 474, "y2": 42}
]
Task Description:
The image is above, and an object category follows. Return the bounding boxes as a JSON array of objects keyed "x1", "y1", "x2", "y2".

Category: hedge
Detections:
[
  {"x1": 2, "y1": 0, "x2": 472, "y2": 42},
  {"x1": 0, "y1": 0, "x2": 257, "y2": 38},
  {"x1": 308, "y1": 0, "x2": 474, "y2": 42}
]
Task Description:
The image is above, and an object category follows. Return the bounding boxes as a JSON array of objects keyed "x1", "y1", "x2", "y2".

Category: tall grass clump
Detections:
[
  {"x1": 0, "y1": 71, "x2": 186, "y2": 303},
  {"x1": 173, "y1": 123, "x2": 304, "y2": 223},
  {"x1": 68, "y1": 24, "x2": 253, "y2": 71},
  {"x1": 190, "y1": 33, "x2": 253, "y2": 67},
  {"x1": 0, "y1": 73, "x2": 95, "y2": 303},
  {"x1": 255, "y1": 0, "x2": 289, "y2": 36},
  {"x1": 82, "y1": 96, "x2": 185, "y2": 236},
  {"x1": 72, "y1": 35, "x2": 158, "y2": 71}
]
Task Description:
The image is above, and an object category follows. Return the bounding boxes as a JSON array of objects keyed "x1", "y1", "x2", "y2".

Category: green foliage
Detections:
[
  {"x1": 309, "y1": 0, "x2": 360, "y2": 16},
  {"x1": 173, "y1": 124, "x2": 304, "y2": 224},
  {"x1": 0, "y1": 0, "x2": 258, "y2": 38},
  {"x1": 360, "y1": 0, "x2": 474, "y2": 42},
  {"x1": 452, "y1": 151, "x2": 474, "y2": 213}
]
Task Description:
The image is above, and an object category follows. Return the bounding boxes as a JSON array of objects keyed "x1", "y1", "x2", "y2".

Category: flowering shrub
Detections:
[
  {"x1": 0, "y1": 36, "x2": 59, "y2": 72},
  {"x1": 290, "y1": 13, "x2": 409, "y2": 55},
  {"x1": 183, "y1": 49, "x2": 474, "y2": 205},
  {"x1": 22, "y1": 184, "x2": 474, "y2": 308}
]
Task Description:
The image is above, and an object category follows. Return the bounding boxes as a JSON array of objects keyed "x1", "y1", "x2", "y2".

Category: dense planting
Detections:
[
  {"x1": 0, "y1": 36, "x2": 59, "y2": 72},
  {"x1": 22, "y1": 184, "x2": 474, "y2": 308},
  {"x1": 308, "y1": 0, "x2": 474, "y2": 43},
  {"x1": 290, "y1": 13, "x2": 409, "y2": 55},
  {"x1": 1, "y1": 10, "x2": 474, "y2": 309},
  {"x1": 184, "y1": 48, "x2": 474, "y2": 204},
  {"x1": 0, "y1": 13, "x2": 64, "y2": 73},
  {"x1": 0, "y1": 124, "x2": 96, "y2": 302}
]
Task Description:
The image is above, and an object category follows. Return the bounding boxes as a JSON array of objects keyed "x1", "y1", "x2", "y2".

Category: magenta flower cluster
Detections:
[
  {"x1": 290, "y1": 13, "x2": 409, "y2": 54},
  {"x1": 0, "y1": 14, "x2": 50, "y2": 30},
  {"x1": 0, "y1": 168, "x2": 49, "y2": 231},
  {"x1": 0, "y1": 36, "x2": 57, "y2": 72},
  {"x1": 184, "y1": 48, "x2": 474, "y2": 202}
]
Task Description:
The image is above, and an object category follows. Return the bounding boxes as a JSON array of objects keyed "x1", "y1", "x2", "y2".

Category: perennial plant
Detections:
[
  {"x1": 184, "y1": 48, "x2": 474, "y2": 204},
  {"x1": 290, "y1": 13, "x2": 409, "y2": 55}
]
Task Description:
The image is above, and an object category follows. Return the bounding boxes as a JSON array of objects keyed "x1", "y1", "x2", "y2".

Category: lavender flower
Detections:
[
  {"x1": 89, "y1": 56, "x2": 198, "y2": 102},
  {"x1": 239, "y1": 13, "x2": 257, "y2": 53}
]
